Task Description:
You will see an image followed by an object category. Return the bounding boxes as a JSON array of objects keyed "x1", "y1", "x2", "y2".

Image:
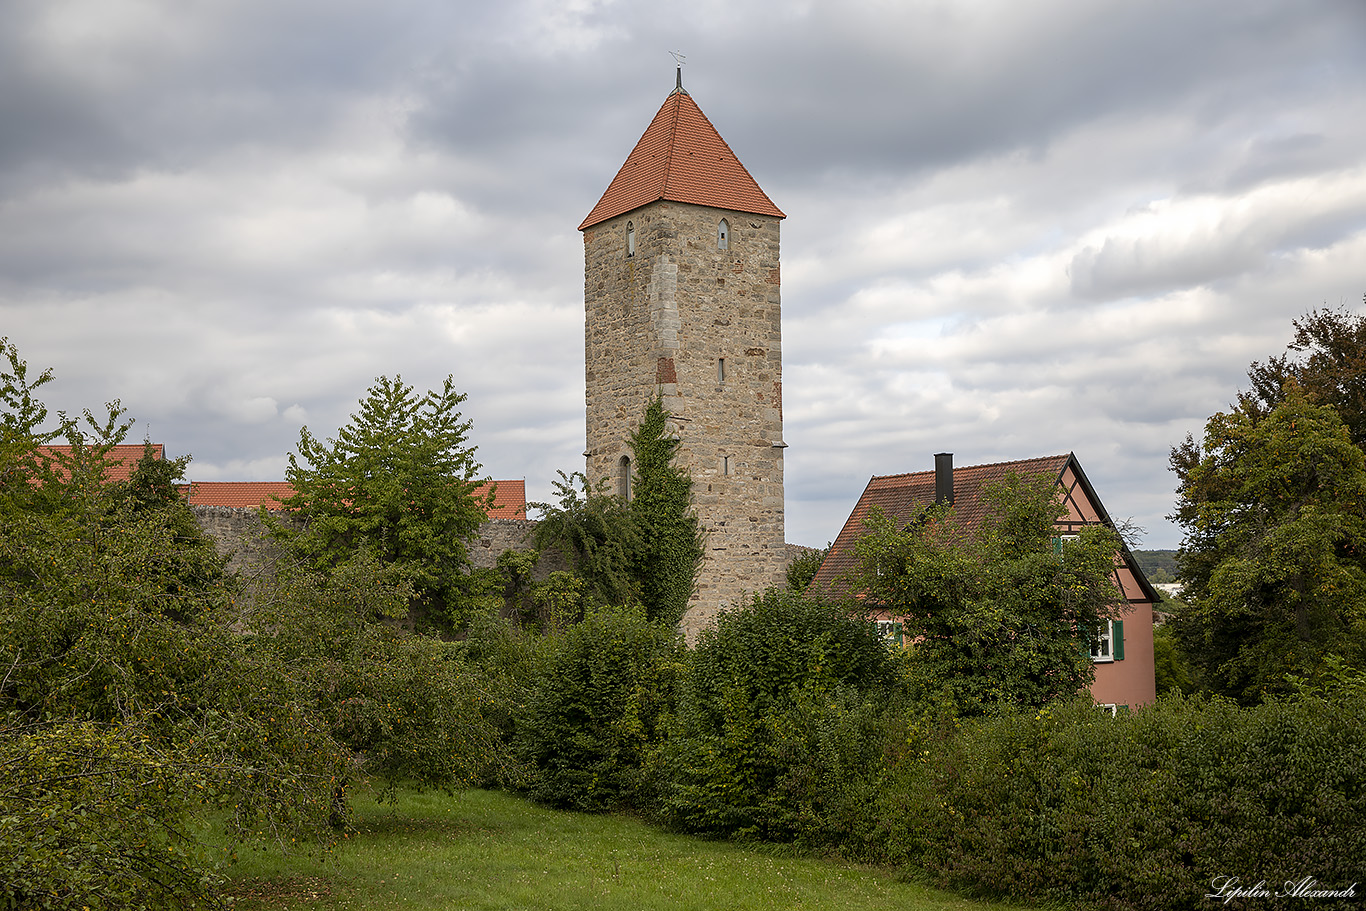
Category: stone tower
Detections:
[{"x1": 579, "y1": 75, "x2": 787, "y2": 640}]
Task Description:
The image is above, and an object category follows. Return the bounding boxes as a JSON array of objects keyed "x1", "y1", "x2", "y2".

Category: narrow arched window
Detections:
[
  {"x1": 626, "y1": 221, "x2": 635, "y2": 258},
  {"x1": 717, "y1": 219, "x2": 729, "y2": 250},
  {"x1": 618, "y1": 455, "x2": 631, "y2": 500}
]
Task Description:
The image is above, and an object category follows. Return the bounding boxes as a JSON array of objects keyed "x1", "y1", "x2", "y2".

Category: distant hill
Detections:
[{"x1": 1131, "y1": 549, "x2": 1179, "y2": 583}]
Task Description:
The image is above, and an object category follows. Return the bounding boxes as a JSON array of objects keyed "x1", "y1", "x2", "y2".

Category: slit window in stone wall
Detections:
[
  {"x1": 723, "y1": 456, "x2": 730, "y2": 476},
  {"x1": 717, "y1": 357, "x2": 726, "y2": 383},
  {"x1": 626, "y1": 221, "x2": 635, "y2": 258},
  {"x1": 619, "y1": 455, "x2": 631, "y2": 500},
  {"x1": 717, "y1": 219, "x2": 729, "y2": 250}
]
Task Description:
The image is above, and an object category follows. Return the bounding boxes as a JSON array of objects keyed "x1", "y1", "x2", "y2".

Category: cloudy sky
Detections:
[{"x1": 4, "y1": 0, "x2": 1365, "y2": 549}]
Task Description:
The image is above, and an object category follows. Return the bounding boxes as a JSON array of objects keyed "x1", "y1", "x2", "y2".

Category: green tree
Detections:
[
  {"x1": 1169, "y1": 388, "x2": 1366, "y2": 702},
  {"x1": 1245, "y1": 303, "x2": 1366, "y2": 449},
  {"x1": 628, "y1": 398, "x2": 704, "y2": 624},
  {"x1": 1152, "y1": 623, "x2": 1194, "y2": 696},
  {"x1": 0, "y1": 339, "x2": 346, "y2": 909},
  {"x1": 531, "y1": 397, "x2": 702, "y2": 624},
  {"x1": 531, "y1": 470, "x2": 640, "y2": 611},
  {"x1": 786, "y1": 543, "x2": 830, "y2": 592},
  {"x1": 852, "y1": 474, "x2": 1123, "y2": 716},
  {"x1": 274, "y1": 375, "x2": 496, "y2": 632}
]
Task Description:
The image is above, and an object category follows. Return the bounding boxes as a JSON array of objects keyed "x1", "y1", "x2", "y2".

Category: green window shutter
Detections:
[
  {"x1": 1113, "y1": 619, "x2": 1125, "y2": 660},
  {"x1": 893, "y1": 621, "x2": 903, "y2": 646},
  {"x1": 1076, "y1": 624, "x2": 1090, "y2": 660},
  {"x1": 1052, "y1": 536, "x2": 1062, "y2": 554}
]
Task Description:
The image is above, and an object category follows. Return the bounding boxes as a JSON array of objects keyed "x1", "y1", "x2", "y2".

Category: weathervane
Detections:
[{"x1": 670, "y1": 51, "x2": 687, "y2": 94}]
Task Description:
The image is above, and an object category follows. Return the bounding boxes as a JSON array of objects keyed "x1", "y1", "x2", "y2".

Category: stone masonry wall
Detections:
[
  {"x1": 191, "y1": 507, "x2": 570, "y2": 584},
  {"x1": 190, "y1": 506, "x2": 291, "y2": 581},
  {"x1": 584, "y1": 201, "x2": 786, "y2": 641},
  {"x1": 467, "y1": 518, "x2": 571, "y2": 578}
]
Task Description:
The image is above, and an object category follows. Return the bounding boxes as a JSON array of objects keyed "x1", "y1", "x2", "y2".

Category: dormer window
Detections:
[
  {"x1": 717, "y1": 219, "x2": 729, "y2": 250},
  {"x1": 626, "y1": 221, "x2": 635, "y2": 258}
]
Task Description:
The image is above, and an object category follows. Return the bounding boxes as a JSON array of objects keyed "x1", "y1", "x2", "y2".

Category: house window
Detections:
[
  {"x1": 717, "y1": 219, "x2": 729, "y2": 250},
  {"x1": 1089, "y1": 618, "x2": 1125, "y2": 663},
  {"x1": 618, "y1": 455, "x2": 631, "y2": 500},
  {"x1": 626, "y1": 221, "x2": 635, "y2": 258},
  {"x1": 876, "y1": 619, "x2": 904, "y2": 646},
  {"x1": 1052, "y1": 533, "x2": 1079, "y2": 554}
]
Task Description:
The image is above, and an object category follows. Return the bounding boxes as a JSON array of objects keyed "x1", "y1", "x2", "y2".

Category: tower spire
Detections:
[{"x1": 670, "y1": 50, "x2": 688, "y2": 95}]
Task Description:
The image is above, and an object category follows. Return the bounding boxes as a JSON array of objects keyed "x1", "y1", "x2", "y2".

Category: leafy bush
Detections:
[
  {"x1": 1152, "y1": 622, "x2": 1193, "y2": 696},
  {"x1": 0, "y1": 722, "x2": 219, "y2": 911},
  {"x1": 456, "y1": 612, "x2": 544, "y2": 788},
  {"x1": 248, "y1": 555, "x2": 508, "y2": 799},
  {"x1": 532, "y1": 398, "x2": 702, "y2": 624},
  {"x1": 875, "y1": 688, "x2": 1366, "y2": 910},
  {"x1": 660, "y1": 589, "x2": 898, "y2": 841},
  {"x1": 1, "y1": 340, "x2": 351, "y2": 903},
  {"x1": 531, "y1": 471, "x2": 640, "y2": 612},
  {"x1": 518, "y1": 605, "x2": 684, "y2": 811}
]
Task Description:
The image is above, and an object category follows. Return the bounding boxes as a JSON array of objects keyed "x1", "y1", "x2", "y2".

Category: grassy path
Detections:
[{"x1": 223, "y1": 788, "x2": 1035, "y2": 911}]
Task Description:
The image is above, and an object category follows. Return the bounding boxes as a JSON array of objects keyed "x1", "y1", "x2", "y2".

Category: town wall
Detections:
[
  {"x1": 190, "y1": 508, "x2": 571, "y2": 583},
  {"x1": 190, "y1": 505, "x2": 290, "y2": 581}
]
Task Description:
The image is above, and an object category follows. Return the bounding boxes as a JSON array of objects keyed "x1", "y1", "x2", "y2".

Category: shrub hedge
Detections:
[
  {"x1": 507, "y1": 594, "x2": 1364, "y2": 910},
  {"x1": 876, "y1": 690, "x2": 1366, "y2": 909},
  {"x1": 517, "y1": 605, "x2": 684, "y2": 811},
  {"x1": 658, "y1": 589, "x2": 897, "y2": 841}
]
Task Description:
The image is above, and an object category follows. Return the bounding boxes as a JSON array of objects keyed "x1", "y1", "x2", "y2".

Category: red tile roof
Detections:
[
  {"x1": 36, "y1": 444, "x2": 164, "y2": 482},
  {"x1": 480, "y1": 479, "x2": 527, "y2": 520},
  {"x1": 183, "y1": 481, "x2": 295, "y2": 509},
  {"x1": 38, "y1": 447, "x2": 528, "y2": 520},
  {"x1": 180, "y1": 478, "x2": 527, "y2": 519},
  {"x1": 813, "y1": 455, "x2": 1074, "y2": 591},
  {"x1": 579, "y1": 89, "x2": 784, "y2": 230}
]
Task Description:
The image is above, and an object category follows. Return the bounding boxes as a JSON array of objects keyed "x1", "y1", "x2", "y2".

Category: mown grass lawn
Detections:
[{"x1": 221, "y1": 788, "x2": 1038, "y2": 911}]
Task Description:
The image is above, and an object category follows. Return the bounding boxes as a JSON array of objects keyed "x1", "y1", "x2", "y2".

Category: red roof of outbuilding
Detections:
[
  {"x1": 579, "y1": 89, "x2": 784, "y2": 230},
  {"x1": 37, "y1": 445, "x2": 528, "y2": 520},
  {"x1": 180, "y1": 478, "x2": 527, "y2": 519},
  {"x1": 481, "y1": 479, "x2": 527, "y2": 520},
  {"x1": 37, "y1": 444, "x2": 164, "y2": 482},
  {"x1": 184, "y1": 481, "x2": 295, "y2": 509}
]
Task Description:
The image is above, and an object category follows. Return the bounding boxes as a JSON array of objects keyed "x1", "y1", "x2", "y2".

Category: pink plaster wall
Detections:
[{"x1": 1089, "y1": 600, "x2": 1157, "y2": 708}]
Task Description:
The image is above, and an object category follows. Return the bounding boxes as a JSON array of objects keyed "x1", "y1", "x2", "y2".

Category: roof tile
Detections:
[
  {"x1": 37, "y1": 444, "x2": 164, "y2": 483},
  {"x1": 39, "y1": 447, "x2": 528, "y2": 520},
  {"x1": 812, "y1": 455, "x2": 1072, "y2": 590},
  {"x1": 180, "y1": 478, "x2": 527, "y2": 519},
  {"x1": 579, "y1": 90, "x2": 784, "y2": 230}
]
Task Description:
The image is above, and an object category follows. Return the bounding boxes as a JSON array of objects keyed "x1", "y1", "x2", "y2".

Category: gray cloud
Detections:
[{"x1": 3, "y1": 0, "x2": 1365, "y2": 553}]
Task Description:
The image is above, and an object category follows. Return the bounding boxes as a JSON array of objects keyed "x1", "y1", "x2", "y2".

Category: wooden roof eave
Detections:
[{"x1": 1061, "y1": 453, "x2": 1162, "y2": 605}]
